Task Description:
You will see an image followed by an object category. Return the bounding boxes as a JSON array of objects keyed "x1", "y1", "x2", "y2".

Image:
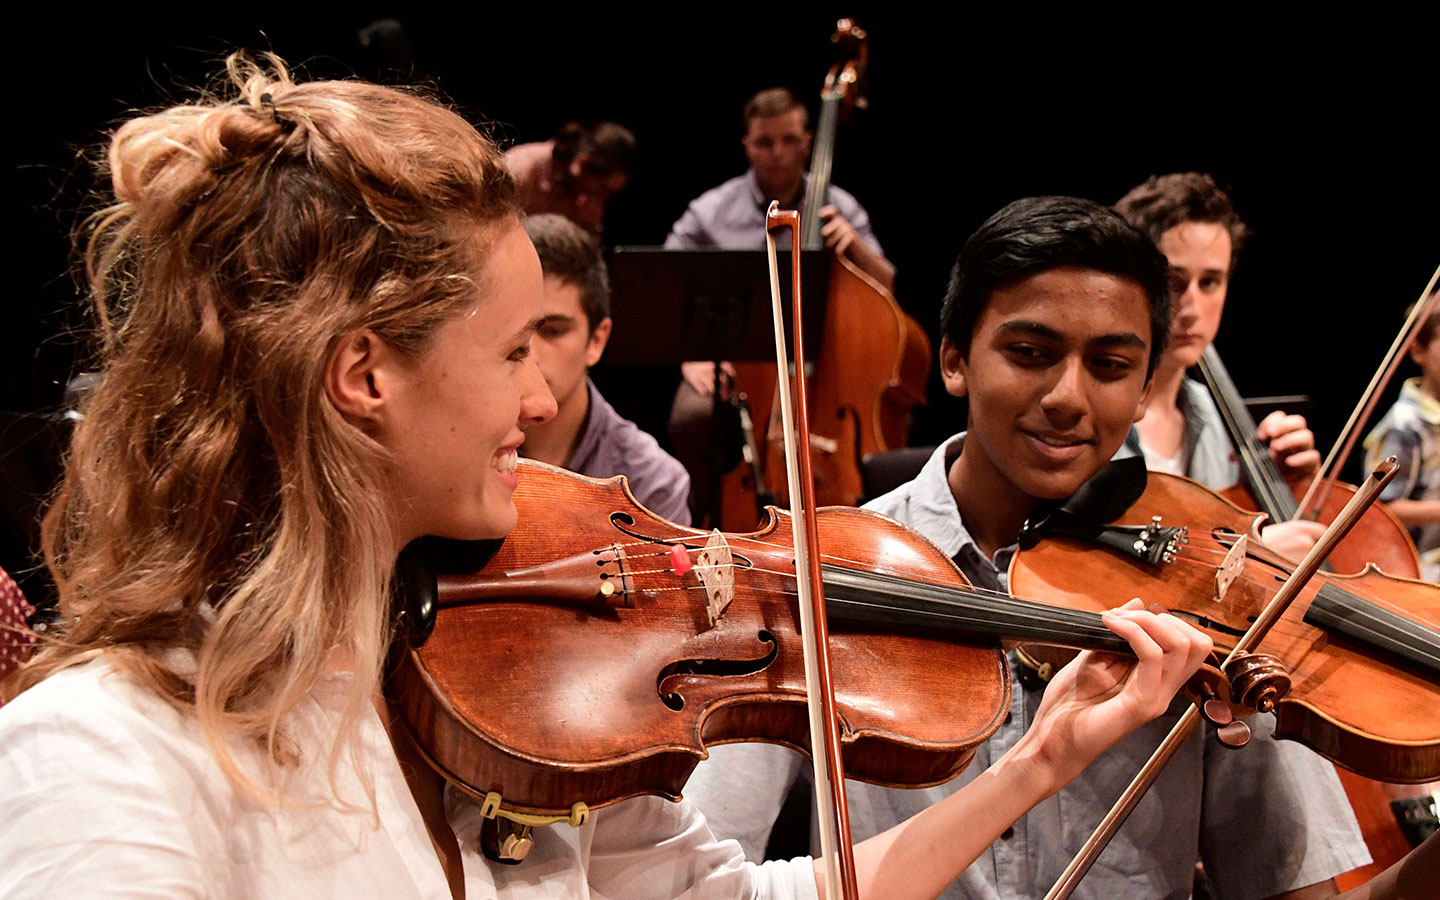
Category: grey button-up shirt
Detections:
[
  {"x1": 685, "y1": 433, "x2": 1368, "y2": 899},
  {"x1": 663, "y1": 169, "x2": 883, "y2": 255}
]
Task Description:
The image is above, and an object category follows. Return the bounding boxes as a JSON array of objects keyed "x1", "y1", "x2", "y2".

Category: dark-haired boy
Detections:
[
  {"x1": 519, "y1": 214, "x2": 690, "y2": 524},
  {"x1": 685, "y1": 196, "x2": 1367, "y2": 898}
]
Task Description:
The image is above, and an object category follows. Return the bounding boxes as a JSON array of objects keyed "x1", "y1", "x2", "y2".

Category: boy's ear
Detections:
[
  {"x1": 326, "y1": 330, "x2": 398, "y2": 424},
  {"x1": 585, "y1": 316, "x2": 613, "y2": 368},
  {"x1": 939, "y1": 335, "x2": 968, "y2": 399},
  {"x1": 1134, "y1": 375, "x2": 1154, "y2": 424}
]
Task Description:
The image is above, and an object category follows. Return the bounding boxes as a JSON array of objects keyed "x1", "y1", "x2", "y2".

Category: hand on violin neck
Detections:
[
  {"x1": 1014, "y1": 598, "x2": 1213, "y2": 790},
  {"x1": 1256, "y1": 410, "x2": 1322, "y2": 481}
]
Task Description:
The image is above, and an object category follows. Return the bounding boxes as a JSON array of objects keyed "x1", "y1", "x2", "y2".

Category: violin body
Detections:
[
  {"x1": 389, "y1": 461, "x2": 1007, "y2": 819},
  {"x1": 1010, "y1": 471, "x2": 1440, "y2": 783},
  {"x1": 1218, "y1": 479, "x2": 1422, "y2": 579}
]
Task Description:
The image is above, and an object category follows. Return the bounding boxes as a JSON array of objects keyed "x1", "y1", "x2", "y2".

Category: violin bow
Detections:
[
  {"x1": 765, "y1": 202, "x2": 861, "y2": 900},
  {"x1": 1044, "y1": 459, "x2": 1401, "y2": 900},
  {"x1": 1297, "y1": 262, "x2": 1440, "y2": 519}
]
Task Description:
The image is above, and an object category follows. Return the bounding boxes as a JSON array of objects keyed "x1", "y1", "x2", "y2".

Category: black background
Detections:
[{"x1": 10, "y1": 7, "x2": 1439, "y2": 479}]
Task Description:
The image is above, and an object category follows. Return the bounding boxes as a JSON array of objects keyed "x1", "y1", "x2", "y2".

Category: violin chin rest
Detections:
[{"x1": 393, "y1": 540, "x2": 439, "y2": 648}]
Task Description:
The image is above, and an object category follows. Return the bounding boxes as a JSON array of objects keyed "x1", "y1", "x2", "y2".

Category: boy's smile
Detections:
[{"x1": 943, "y1": 266, "x2": 1154, "y2": 551}]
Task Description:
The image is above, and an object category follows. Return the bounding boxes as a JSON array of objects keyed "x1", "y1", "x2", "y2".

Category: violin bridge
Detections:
[
  {"x1": 695, "y1": 530, "x2": 736, "y2": 627},
  {"x1": 1214, "y1": 533, "x2": 1249, "y2": 602}
]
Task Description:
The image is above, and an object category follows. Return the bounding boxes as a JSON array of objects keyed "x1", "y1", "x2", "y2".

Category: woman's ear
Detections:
[
  {"x1": 326, "y1": 330, "x2": 392, "y2": 423},
  {"x1": 939, "y1": 335, "x2": 968, "y2": 399}
]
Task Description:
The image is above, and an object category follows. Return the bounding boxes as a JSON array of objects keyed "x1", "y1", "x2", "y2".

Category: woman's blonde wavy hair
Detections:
[{"x1": 13, "y1": 54, "x2": 516, "y2": 797}]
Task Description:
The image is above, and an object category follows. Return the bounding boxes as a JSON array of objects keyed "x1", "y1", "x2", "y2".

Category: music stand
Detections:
[
  {"x1": 606, "y1": 248, "x2": 831, "y2": 365},
  {"x1": 607, "y1": 248, "x2": 832, "y2": 526}
]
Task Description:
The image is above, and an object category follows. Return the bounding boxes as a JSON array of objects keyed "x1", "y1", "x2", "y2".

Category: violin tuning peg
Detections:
[
  {"x1": 1215, "y1": 720, "x2": 1252, "y2": 749},
  {"x1": 1201, "y1": 696, "x2": 1233, "y2": 727}
]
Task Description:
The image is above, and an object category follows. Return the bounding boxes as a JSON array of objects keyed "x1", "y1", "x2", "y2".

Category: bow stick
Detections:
[
  {"x1": 1044, "y1": 459, "x2": 1401, "y2": 900},
  {"x1": 765, "y1": 202, "x2": 860, "y2": 900},
  {"x1": 1297, "y1": 263, "x2": 1440, "y2": 519}
]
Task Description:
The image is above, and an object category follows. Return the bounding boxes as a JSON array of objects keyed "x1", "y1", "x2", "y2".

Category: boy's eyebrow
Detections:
[
  {"x1": 997, "y1": 320, "x2": 1147, "y2": 351},
  {"x1": 535, "y1": 313, "x2": 578, "y2": 328},
  {"x1": 1087, "y1": 332, "x2": 1148, "y2": 351},
  {"x1": 996, "y1": 320, "x2": 1064, "y2": 341}
]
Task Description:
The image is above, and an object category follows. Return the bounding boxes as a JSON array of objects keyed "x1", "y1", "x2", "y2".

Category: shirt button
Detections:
[
  {"x1": 1003, "y1": 711, "x2": 1012, "y2": 725},
  {"x1": 1001, "y1": 827, "x2": 1015, "y2": 840}
]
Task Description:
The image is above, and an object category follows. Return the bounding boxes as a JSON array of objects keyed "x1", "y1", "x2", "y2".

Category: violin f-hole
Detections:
[{"x1": 656, "y1": 630, "x2": 780, "y2": 711}]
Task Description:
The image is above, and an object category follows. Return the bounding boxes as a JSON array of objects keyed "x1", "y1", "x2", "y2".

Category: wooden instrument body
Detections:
[
  {"x1": 390, "y1": 463, "x2": 1006, "y2": 818},
  {"x1": 1010, "y1": 472, "x2": 1440, "y2": 784},
  {"x1": 1219, "y1": 479, "x2": 1422, "y2": 579},
  {"x1": 730, "y1": 253, "x2": 931, "y2": 516}
]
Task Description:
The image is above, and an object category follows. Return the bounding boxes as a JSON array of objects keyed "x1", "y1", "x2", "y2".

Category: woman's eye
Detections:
[{"x1": 508, "y1": 344, "x2": 532, "y2": 362}]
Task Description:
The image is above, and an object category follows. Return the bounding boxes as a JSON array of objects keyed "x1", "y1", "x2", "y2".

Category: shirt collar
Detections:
[
  {"x1": 744, "y1": 168, "x2": 811, "y2": 213},
  {"x1": 1401, "y1": 377, "x2": 1440, "y2": 426},
  {"x1": 565, "y1": 379, "x2": 619, "y2": 471}
]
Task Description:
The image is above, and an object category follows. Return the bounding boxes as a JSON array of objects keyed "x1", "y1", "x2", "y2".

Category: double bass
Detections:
[{"x1": 724, "y1": 19, "x2": 931, "y2": 529}]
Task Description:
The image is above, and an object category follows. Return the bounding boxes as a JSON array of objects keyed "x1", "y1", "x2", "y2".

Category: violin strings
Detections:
[{"x1": 603, "y1": 528, "x2": 1437, "y2": 634}]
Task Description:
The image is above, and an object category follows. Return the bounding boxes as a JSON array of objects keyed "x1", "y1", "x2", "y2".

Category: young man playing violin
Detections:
[
  {"x1": 685, "y1": 195, "x2": 1369, "y2": 899},
  {"x1": 1116, "y1": 172, "x2": 1327, "y2": 560}
]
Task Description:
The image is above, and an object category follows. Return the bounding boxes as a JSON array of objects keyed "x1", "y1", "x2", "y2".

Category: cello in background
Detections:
[
  {"x1": 1198, "y1": 344, "x2": 1421, "y2": 578},
  {"x1": 724, "y1": 19, "x2": 930, "y2": 529},
  {"x1": 1198, "y1": 339, "x2": 1437, "y2": 888}
]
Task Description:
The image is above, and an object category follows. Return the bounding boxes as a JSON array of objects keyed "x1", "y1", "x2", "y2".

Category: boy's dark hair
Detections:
[
  {"x1": 941, "y1": 196, "x2": 1172, "y2": 379},
  {"x1": 1114, "y1": 172, "x2": 1250, "y2": 267},
  {"x1": 521, "y1": 214, "x2": 610, "y2": 330},
  {"x1": 743, "y1": 87, "x2": 809, "y2": 131}
]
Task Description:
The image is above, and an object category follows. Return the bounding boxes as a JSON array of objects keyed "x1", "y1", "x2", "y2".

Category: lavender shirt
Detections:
[
  {"x1": 664, "y1": 169, "x2": 882, "y2": 254},
  {"x1": 566, "y1": 380, "x2": 691, "y2": 526}
]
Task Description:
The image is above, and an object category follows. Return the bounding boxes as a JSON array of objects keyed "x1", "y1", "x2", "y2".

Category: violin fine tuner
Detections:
[{"x1": 1136, "y1": 515, "x2": 1188, "y2": 565}]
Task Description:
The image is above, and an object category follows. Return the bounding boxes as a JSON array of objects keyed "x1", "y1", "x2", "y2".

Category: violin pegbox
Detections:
[{"x1": 694, "y1": 530, "x2": 736, "y2": 627}]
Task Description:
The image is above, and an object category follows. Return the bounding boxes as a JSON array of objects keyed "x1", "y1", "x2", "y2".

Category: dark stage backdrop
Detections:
[{"x1": 11, "y1": 8, "x2": 1439, "y2": 485}]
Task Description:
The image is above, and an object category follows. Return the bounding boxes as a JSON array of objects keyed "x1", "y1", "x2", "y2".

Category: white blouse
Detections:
[{"x1": 0, "y1": 661, "x2": 816, "y2": 899}]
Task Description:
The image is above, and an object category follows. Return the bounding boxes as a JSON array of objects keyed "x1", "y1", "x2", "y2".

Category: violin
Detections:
[
  {"x1": 1010, "y1": 466, "x2": 1440, "y2": 784},
  {"x1": 1199, "y1": 343, "x2": 1422, "y2": 578},
  {"x1": 386, "y1": 460, "x2": 1234, "y2": 823}
]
